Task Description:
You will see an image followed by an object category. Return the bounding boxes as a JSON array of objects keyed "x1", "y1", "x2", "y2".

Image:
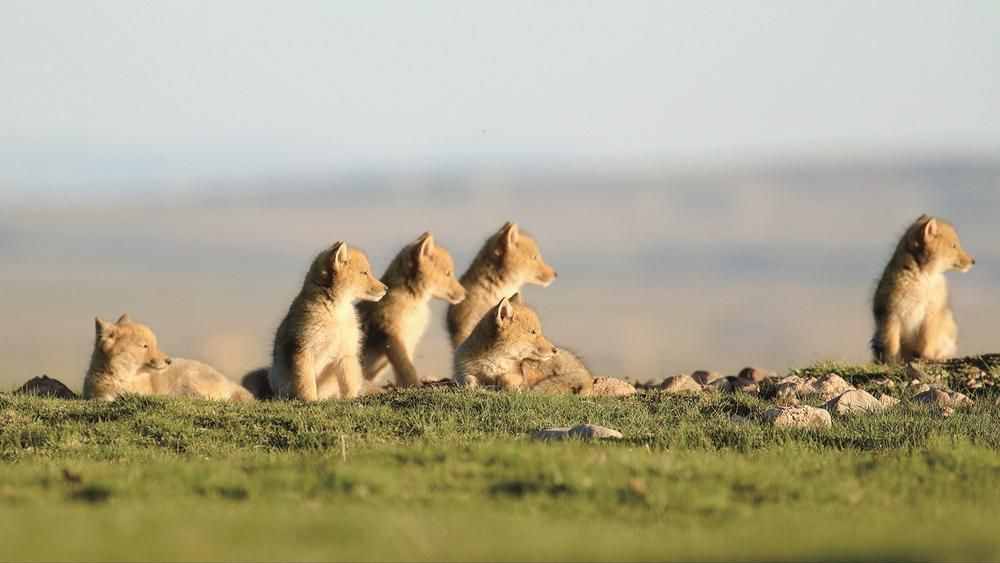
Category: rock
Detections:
[
  {"x1": 690, "y1": 370, "x2": 723, "y2": 385},
  {"x1": 590, "y1": 377, "x2": 637, "y2": 397},
  {"x1": 705, "y1": 377, "x2": 732, "y2": 392},
  {"x1": 773, "y1": 376, "x2": 811, "y2": 400},
  {"x1": 532, "y1": 427, "x2": 572, "y2": 440},
  {"x1": 950, "y1": 391, "x2": 974, "y2": 407},
  {"x1": 814, "y1": 374, "x2": 854, "y2": 401},
  {"x1": 728, "y1": 376, "x2": 759, "y2": 394},
  {"x1": 914, "y1": 389, "x2": 951, "y2": 407},
  {"x1": 16, "y1": 375, "x2": 77, "y2": 399},
  {"x1": 738, "y1": 367, "x2": 775, "y2": 383},
  {"x1": 532, "y1": 424, "x2": 623, "y2": 441},
  {"x1": 659, "y1": 374, "x2": 703, "y2": 394},
  {"x1": 568, "y1": 424, "x2": 623, "y2": 440},
  {"x1": 910, "y1": 383, "x2": 932, "y2": 395},
  {"x1": 878, "y1": 394, "x2": 900, "y2": 408},
  {"x1": 763, "y1": 406, "x2": 832, "y2": 429},
  {"x1": 825, "y1": 389, "x2": 883, "y2": 415},
  {"x1": 914, "y1": 389, "x2": 974, "y2": 410},
  {"x1": 871, "y1": 377, "x2": 896, "y2": 389},
  {"x1": 906, "y1": 363, "x2": 932, "y2": 382}
]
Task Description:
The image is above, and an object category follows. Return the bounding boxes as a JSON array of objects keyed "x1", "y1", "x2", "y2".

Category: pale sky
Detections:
[{"x1": 2, "y1": 1, "x2": 998, "y2": 191}]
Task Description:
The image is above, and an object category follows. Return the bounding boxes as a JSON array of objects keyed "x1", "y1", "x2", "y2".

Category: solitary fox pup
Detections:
[
  {"x1": 872, "y1": 214, "x2": 975, "y2": 363},
  {"x1": 359, "y1": 232, "x2": 465, "y2": 386},
  {"x1": 447, "y1": 222, "x2": 556, "y2": 348},
  {"x1": 454, "y1": 295, "x2": 559, "y2": 390},
  {"x1": 83, "y1": 314, "x2": 252, "y2": 402},
  {"x1": 269, "y1": 241, "x2": 387, "y2": 401}
]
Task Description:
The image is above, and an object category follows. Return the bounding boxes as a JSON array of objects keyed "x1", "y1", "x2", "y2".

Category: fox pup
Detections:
[
  {"x1": 453, "y1": 295, "x2": 559, "y2": 390},
  {"x1": 446, "y1": 222, "x2": 556, "y2": 348},
  {"x1": 872, "y1": 214, "x2": 975, "y2": 363},
  {"x1": 269, "y1": 241, "x2": 387, "y2": 401},
  {"x1": 83, "y1": 314, "x2": 252, "y2": 402},
  {"x1": 358, "y1": 232, "x2": 465, "y2": 386}
]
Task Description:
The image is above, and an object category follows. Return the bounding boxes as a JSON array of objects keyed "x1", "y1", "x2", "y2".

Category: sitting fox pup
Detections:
[
  {"x1": 269, "y1": 241, "x2": 387, "y2": 401},
  {"x1": 447, "y1": 222, "x2": 592, "y2": 394},
  {"x1": 872, "y1": 214, "x2": 975, "y2": 363},
  {"x1": 83, "y1": 315, "x2": 252, "y2": 402},
  {"x1": 454, "y1": 295, "x2": 559, "y2": 390},
  {"x1": 446, "y1": 222, "x2": 557, "y2": 348},
  {"x1": 359, "y1": 232, "x2": 465, "y2": 386}
]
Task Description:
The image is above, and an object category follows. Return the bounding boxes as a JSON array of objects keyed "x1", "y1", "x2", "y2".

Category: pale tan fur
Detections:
[
  {"x1": 453, "y1": 296, "x2": 559, "y2": 390},
  {"x1": 359, "y1": 232, "x2": 465, "y2": 386},
  {"x1": 82, "y1": 314, "x2": 253, "y2": 402},
  {"x1": 269, "y1": 241, "x2": 387, "y2": 401},
  {"x1": 446, "y1": 222, "x2": 556, "y2": 348},
  {"x1": 872, "y1": 214, "x2": 975, "y2": 364}
]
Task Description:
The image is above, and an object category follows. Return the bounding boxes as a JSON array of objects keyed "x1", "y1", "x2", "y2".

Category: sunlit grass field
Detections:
[{"x1": 2, "y1": 363, "x2": 999, "y2": 561}]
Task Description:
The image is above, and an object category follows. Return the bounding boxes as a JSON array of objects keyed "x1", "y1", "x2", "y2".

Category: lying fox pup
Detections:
[
  {"x1": 447, "y1": 222, "x2": 592, "y2": 394},
  {"x1": 453, "y1": 295, "x2": 560, "y2": 391},
  {"x1": 872, "y1": 214, "x2": 975, "y2": 363},
  {"x1": 359, "y1": 232, "x2": 465, "y2": 387},
  {"x1": 83, "y1": 315, "x2": 252, "y2": 402},
  {"x1": 268, "y1": 241, "x2": 387, "y2": 401}
]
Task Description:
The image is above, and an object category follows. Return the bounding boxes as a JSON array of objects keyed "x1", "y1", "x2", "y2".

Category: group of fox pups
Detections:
[
  {"x1": 83, "y1": 215, "x2": 976, "y2": 402},
  {"x1": 84, "y1": 222, "x2": 590, "y2": 401}
]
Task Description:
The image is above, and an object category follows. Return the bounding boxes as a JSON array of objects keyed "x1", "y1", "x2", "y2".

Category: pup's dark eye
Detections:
[
  {"x1": 361, "y1": 271, "x2": 369, "y2": 275},
  {"x1": 531, "y1": 329, "x2": 537, "y2": 335},
  {"x1": 143, "y1": 344, "x2": 149, "y2": 349}
]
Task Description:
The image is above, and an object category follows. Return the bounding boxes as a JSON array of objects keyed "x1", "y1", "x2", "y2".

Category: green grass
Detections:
[{"x1": 2, "y1": 368, "x2": 1000, "y2": 562}]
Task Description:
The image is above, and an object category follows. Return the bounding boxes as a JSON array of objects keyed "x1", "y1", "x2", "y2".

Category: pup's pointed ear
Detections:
[
  {"x1": 116, "y1": 313, "x2": 131, "y2": 325},
  {"x1": 331, "y1": 241, "x2": 349, "y2": 270},
  {"x1": 96, "y1": 317, "x2": 115, "y2": 338},
  {"x1": 501, "y1": 222, "x2": 519, "y2": 248},
  {"x1": 416, "y1": 232, "x2": 435, "y2": 259},
  {"x1": 495, "y1": 297, "x2": 515, "y2": 327},
  {"x1": 923, "y1": 218, "x2": 939, "y2": 241}
]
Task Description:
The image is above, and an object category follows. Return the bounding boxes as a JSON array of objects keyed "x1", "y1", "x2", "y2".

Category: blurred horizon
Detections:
[
  {"x1": 2, "y1": 155, "x2": 998, "y2": 389},
  {"x1": 2, "y1": 2, "x2": 998, "y2": 389}
]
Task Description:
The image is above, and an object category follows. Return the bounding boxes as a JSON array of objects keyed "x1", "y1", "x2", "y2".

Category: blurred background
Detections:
[{"x1": 2, "y1": 1, "x2": 997, "y2": 389}]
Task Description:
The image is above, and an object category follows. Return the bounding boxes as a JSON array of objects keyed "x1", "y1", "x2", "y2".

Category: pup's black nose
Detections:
[
  {"x1": 165, "y1": 358, "x2": 172, "y2": 365},
  {"x1": 551, "y1": 347, "x2": 559, "y2": 355}
]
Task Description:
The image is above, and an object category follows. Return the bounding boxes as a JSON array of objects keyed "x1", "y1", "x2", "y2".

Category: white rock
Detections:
[
  {"x1": 532, "y1": 424, "x2": 623, "y2": 441},
  {"x1": 532, "y1": 427, "x2": 571, "y2": 440},
  {"x1": 813, "y1": 374, "x2": 854, "y2": 401},
  {"x1": 764, "y1": 405, "x2": 832, "y2": 429},
  {"x1": 878, "y1": 394, "x2": 900, "y2": 408},
  {"x1": 825, "y1": 389, "x2": 883, "y2": 415},
  {"x1": 568, "y1": 424, "x2": 623, "y2": 440}
]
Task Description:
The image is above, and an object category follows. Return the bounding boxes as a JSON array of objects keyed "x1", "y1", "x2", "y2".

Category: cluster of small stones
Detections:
[{"x1": 631, "y1": 364, "x2": 978, "y2": 430}]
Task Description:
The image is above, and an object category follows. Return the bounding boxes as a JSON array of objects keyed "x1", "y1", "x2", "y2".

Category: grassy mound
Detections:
[{"x1": 1, "y1": 363, "x2": 999, "y2": 561}]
